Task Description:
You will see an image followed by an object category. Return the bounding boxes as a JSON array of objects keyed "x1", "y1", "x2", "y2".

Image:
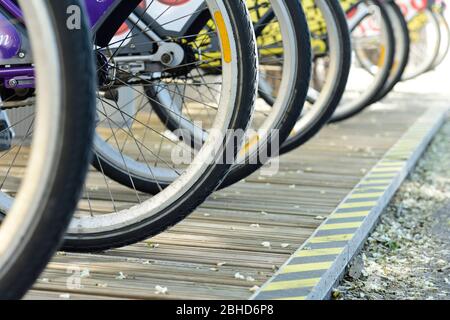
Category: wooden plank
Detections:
[{"x1": 16, "y1": 100, "x2": 427, "y2": 300}]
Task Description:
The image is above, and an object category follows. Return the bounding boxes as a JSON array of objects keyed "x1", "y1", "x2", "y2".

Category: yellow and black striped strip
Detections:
[{"x1": 251, "y1": 107, "x2": 448, "y2": 300}]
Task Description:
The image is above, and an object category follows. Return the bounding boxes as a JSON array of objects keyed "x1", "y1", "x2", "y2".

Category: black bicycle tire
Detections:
[
  {"x1": 401, "y1": 8, "x2": 441, "y2": 81},
  {"x1": 218, "y1": 0, "x2": 312, "y2": 189},
  {"x1": 431, "y1": 11, "x2": 450, "y2": 69},
  {"x1": 0, "y1": 0, "x2": 95, "y2": 298},
  {"x1": 63, "y1": 0, "x2": 258, "y2": 252},
  {"x1": 278, "y1": 0, "x2": 352, "y2": 155},
  {"x1": 373, "y1": 0, "x2": 410, "y2": 102},
  {"x1": 329, "y1": 0, "x2": 395, "y2": 123},
  {"x1": 91, "y1": 0, "x2": 312, "y2": 192}
]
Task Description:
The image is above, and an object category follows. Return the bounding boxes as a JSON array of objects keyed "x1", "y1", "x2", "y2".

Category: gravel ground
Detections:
[{"x1": 333, "y1": 120, "x2": 450, "y2": 300}]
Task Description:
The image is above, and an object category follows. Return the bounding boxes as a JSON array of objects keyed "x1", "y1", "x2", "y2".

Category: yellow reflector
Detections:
[
  {"x1": 214, "y1": 11, "x2": 232, "y2": 63},
  {"x1": 377, "y1": 45, "x2": 386, "y2": 67},
  {"x1": 239, "y1": 134, "x2": 260, "y2": 156}
]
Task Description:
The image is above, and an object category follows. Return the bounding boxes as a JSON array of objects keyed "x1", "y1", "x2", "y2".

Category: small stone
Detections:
[
  {"x1": 249, "y1": 285, "x2": 260, "y2": 292},
  {"x1": 155, "y1": 285, "x2": 168, "y2": 295},
  {"x1": 348, "y1": 256, "x2": 364, "y2": 280},
  {"x1": 261, "y1": 241, "x2": 271, "y2": 248},
  {"x1": 115, "y1": 272, "x2": 127, "y2": 280},
  {"x1": 80, "y1": 269, "x2": 90, "y2": 278},
  {"x1": 234, "y1": 272, "x2": 245, "y2": 280},
  {"x1": 332, "y1": 289, "x2": 341, "y2": 299}
]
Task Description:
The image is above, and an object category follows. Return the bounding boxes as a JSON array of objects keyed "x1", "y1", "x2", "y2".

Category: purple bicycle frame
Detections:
[{"x1": 0, "y1": 0, "x2": 140, "y2": 89}]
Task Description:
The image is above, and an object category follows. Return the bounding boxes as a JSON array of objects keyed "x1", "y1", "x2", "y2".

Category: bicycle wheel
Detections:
[
  {"x1": 330, "y1": 0, "x2": 395, "y2": 122},
  {"x1": 431, "y1": 10, "x2": 449, "y2": 69},
  {"x1": 402, "y1": 7, "x2": 441, "y2": 80},
  {"x1": 88, "y1": 0, "x2": 311, "y2": 191},
  {"x1": 372, "y1": 0, "x2": 410, "y2": 101},
  {"x1": 217, "y1": 0, "x2": 312, "y2": 188},
  {"x1": 63, "y1": 0, "x2": 258, "y2": 252},
  {"x1": 135, "y1": 0, "x2": 311, "y2": 189},
  {"x1": 0, "y1": 0, "x2": 95, "y2": 298},
  {"x1": 279, "y1": 0, "x2": 352, "y2": 155}
]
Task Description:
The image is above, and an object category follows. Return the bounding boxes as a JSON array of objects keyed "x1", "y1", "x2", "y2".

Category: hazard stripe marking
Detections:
[{"x1": 251, "y1": 107, "x2": 448, "y2": 300}]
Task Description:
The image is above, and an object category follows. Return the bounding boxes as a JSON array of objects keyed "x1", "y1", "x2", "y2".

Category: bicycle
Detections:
[
  {"x1": 0, "y1": 0, "x2": 260, "y2": 267},
  {"x1": 61, "y1": 0, "x2": 265, "y2": 252},
  {"x1": 400, "y1": 0, "x2": 441, "y2": 80},
  {"x1": 330, "y1": 0, "x2": 396, "y2": 122},
  {"x1": 279, "y1": 0, "x2": 352, "y2": 154},
  {"x1": 430, "y1": 0, "x2": 449, "y2": 69},
  {"x1": 0, "y1": 0, "x2": 96, "y2": 299},
  {"x1": 372, "y1": 0, "x2": 411, "y2": 101},
  {"x1": 138, "y1": 0, "x2": 313, "y2": 190}
]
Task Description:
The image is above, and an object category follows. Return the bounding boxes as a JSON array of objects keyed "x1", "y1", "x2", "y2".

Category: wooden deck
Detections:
[{"x1": 21, "y1": 91, "x2": 446, "y2": 300}]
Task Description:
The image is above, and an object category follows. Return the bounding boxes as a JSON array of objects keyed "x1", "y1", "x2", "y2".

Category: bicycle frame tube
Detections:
[
  {"x1": 85, "y1": 0, "x2": 118, "y2": 26},
  {"x1": 88, "y1": 0, "x2": 142, "y2": 46},
  {"x1": 0, "y1": 0, "x2": 209, "y2": 88},
  {"x1": 0, "y1": 0, "x2": 141, "y2": 88},
  {"x1": 0, "y1": 0, "x2": 137, "y2": 29},
  {"x1": 0, "y1": 0, "x2": 22, "y2": 21}
]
